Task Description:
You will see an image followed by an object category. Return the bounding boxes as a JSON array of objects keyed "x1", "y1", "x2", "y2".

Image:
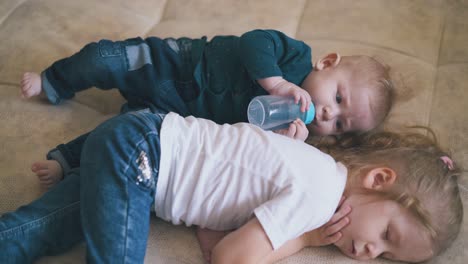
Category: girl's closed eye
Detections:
[
  {"x1": 336, "y1": 120, "x2": 343, "y2": 131},
  {"x1": 383, "y1": 226, "x2": 390, "y2": 241},
  {"x1": 335, "y1": 91, "x2": 343, "y2": 131},
  {"x1": 335, "y1": 92, "x2": 342, "y2": 104}
]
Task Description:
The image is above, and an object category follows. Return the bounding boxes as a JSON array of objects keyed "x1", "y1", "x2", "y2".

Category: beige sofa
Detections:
[{"x1": 0, "y1": 0, "x2": 467, "y2": 263}]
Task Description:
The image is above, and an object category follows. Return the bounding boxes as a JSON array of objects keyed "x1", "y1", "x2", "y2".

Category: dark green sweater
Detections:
[{"x1": 184, "y1": 29, "x2": 312, "y2": 124}]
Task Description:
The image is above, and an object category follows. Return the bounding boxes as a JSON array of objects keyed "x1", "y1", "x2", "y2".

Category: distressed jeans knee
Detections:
[{"x1": 135, "y1": 149, "x2": 156, "y2": 189}]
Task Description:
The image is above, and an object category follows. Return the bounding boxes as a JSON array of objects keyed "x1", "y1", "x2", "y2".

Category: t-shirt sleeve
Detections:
[
  {"x1": 238, "y1": 29, "x2": 311, "y2": 80},
  {"x1": 254, "y1": 187, "x2": 331, "y2": 250}
]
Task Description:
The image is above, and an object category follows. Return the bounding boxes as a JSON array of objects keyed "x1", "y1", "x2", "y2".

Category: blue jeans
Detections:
[
  {"x1": 0, "y1": 110, "x2": 164, "y2": 263},
  {"x1": 42, "y1": 36, "x2": 192, "y2": 116},
  {"x1": 0, "y1": 169, "x2": 82, "y2": 263}
]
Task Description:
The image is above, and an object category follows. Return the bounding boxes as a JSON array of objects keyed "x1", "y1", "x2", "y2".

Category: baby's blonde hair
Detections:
[
  {"x1": 340, "y1": 55, "x2": 395, "y2": 131},
  {"x1": 320, "y1": 130, "x2": 463, "y2": 257}
]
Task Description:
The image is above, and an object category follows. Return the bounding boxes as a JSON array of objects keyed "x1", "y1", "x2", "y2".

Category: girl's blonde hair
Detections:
[{"x1": 319, "y1": 130, "x2": 463, "y2": 256}]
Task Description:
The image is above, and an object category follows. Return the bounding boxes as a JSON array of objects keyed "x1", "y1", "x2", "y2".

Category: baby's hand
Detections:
[
  {"x1": 303, "y1": 196, "x2": 351, "y2": 247},
  {"x1": 269, "y1": 80, "x2": 311, "y2": 113},
  {"x1": 274, "y1": 119, "x2": 309, "y2": 141}
]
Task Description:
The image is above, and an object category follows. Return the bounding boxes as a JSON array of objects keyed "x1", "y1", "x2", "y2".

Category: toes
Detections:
[
  {"x1": 31, "y1": 163, "x2": 39, "y2": 172},
  {"x1": 39, "y1": 177, "x2": 60, "y2": 189},
  {"x1": 38, "y1": 175, "x2": 55, "y2": 186},
  {"x1": 40, "y1": 180, "x2": 56, "y2": 189},
  {"x1": 21, "y1": 79, "x2": 31, "y2": 90},
  {"x1": 23, "y1": 72, "x2": 33, "y2": 79},
  {"x1": 20, "y1": 72, "x2": 40, "y2": 98},
  {"x1": 22, "y1": 89, "x2": 33, "y2": 98},
  {"x1": 20, "y1": 78, "x2": 28, "y2": 86},
  {"x1": 21, "y1": 73, "x2": 31, "y2": 84},
  {"x1": 37, "y1": 174, "x2": 52, "y2": 181},
  {"x1": 21, "y1": 87, "x2": 32, "y2": 99},
  {"x1": 31, "y1": 162, "x2": 49, "y2": 172},
  {"x1": 40, "y1": 178, "x2": 53, "y2": 184},
  {"x1": 20, "y1": 82, "x2": 33, "y2": 98},
  {"x1": 22, "y1": 82, "x2": 32, "y2": 90},
  {"x1": 36, "y1": 170, "x2": 51, "y2": 178}
]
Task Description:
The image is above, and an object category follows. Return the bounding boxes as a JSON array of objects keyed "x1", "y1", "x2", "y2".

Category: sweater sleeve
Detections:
[{"x1": 238, "y1": 29, "x2": 311, "y2": 80}]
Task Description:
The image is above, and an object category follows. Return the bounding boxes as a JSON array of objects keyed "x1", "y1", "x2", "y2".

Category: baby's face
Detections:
[
  {"x1": 334, "y1": 194, "x2": 434, "y2": 262},
  {"x1": 302, "y1": 66, "x2": 377, "y2": 136}
]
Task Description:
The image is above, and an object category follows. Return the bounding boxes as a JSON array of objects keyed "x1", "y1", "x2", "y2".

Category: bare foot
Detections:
[
  {"x1": 31, "y1": 160, "x2": 64, "y2": 188},
  {"x1": 21, "y1": 72, "x2": 42, "y2": 98}
]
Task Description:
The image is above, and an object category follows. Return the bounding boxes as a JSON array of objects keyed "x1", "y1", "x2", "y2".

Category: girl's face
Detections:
[{"x1": 334, "y1": 193, "x2": 434, "y2": 262}]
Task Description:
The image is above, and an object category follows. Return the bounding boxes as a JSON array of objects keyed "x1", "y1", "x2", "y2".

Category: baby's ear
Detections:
[
  {"x1": 314, "y1": 53, "x2": 341, "y2": 70},
  {"x1": 361, "y1": 167, "x2": 397, "y2": 191}
]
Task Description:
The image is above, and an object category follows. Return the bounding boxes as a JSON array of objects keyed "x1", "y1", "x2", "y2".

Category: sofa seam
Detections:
[
  {"x1": 294, "y1": 0, "x2": 308, "y2": 37},
  {"x1": 0, "y1": 0, "x2": 29, "y2": 26},
  {"x1": 142, "y1": 0, "x2": 171, "y2": 37},
  {"x1": 426, "y1": 0, "x2": 448, "y2": 133}
]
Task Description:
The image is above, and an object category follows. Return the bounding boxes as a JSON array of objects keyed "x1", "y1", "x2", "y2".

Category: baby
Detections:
[{"x1": 20, "y1": 29, "x2": 394, "y2": 140}]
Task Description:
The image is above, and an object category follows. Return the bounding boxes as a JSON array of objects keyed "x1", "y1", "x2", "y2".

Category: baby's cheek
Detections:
[{"x1": 308, "y1": 126, "x2": 328, "y2": 136}]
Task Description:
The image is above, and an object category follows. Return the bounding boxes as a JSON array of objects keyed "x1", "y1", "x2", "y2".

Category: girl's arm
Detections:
[
  {"x1": 210, "y1": 217, "x2": 278, "y2": 264},
  {"x1": 211, "y1": 217, "x2": 310, "y2": 264},
  {"x1": 210, "y1": 198, "x2": 351, "y2": 264},
  {"x1": 263, "y1": 200, "x2": 351, "y2": 263}
]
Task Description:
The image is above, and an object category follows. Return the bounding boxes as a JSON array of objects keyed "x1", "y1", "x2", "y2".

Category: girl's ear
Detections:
[
  {"x1": 362, "y1": 167, "x2": 397, "y2": 191},
  {"x1": 314, "y1": 53, "x2": 341, "y2": 70}
]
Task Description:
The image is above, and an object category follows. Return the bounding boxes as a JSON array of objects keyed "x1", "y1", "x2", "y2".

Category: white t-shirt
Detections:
[{"x1": 156, "y1": 113, "x2": 347, "y2": 250}]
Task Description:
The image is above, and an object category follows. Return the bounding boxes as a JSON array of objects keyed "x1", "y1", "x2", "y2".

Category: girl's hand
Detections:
[
  {"x1": 303, "y1": 196, "x2": 351, "y2": 247},
  {"x1": 274, "y1": 119, "x2": 309, "y2": 141}
]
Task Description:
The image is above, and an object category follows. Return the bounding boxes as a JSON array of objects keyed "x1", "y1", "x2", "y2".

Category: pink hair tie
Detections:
[{"x1": 440, "y1": 156, "x2": 454, "y2": 170}]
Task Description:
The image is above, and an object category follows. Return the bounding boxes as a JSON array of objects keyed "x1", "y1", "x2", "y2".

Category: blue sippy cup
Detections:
[{"x1": 247, "y1": 95, "x2": 315, "y2": 130}]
